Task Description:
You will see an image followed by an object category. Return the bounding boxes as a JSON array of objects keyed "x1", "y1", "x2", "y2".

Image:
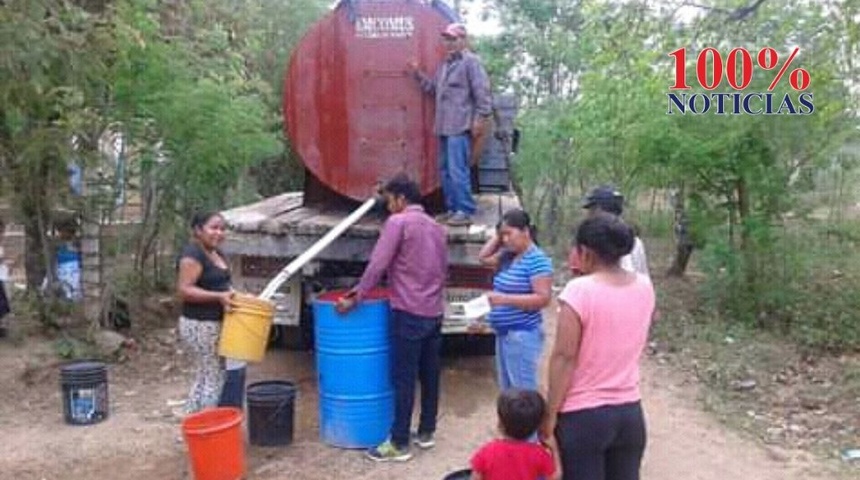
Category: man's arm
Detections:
[
  {"x1": 353, "y1": 217, "x2": 404, "y2": 299},
  {"x1": 477, "y1": 233, "x2": 503, "y2": 268},
  {"x1": 632, "y1": 237, "x2": 650, "y2": 277},
  {"x1": 409, "y1": 61, "x2": 436, "y2": 95},
  {"x1": 416, "y1": 70, "x2": 436, "y2": 95},
  {"x1": 467, "y1": 56, "x2": 493, "y2": 118}
]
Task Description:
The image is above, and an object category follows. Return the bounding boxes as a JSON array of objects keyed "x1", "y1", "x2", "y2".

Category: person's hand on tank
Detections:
[
  {"x1": 471, "y1": 116, "x2": 488, "y2": 138},
  {"x1": 335, "y1": 290, "x2": 358, "y2": 314}
]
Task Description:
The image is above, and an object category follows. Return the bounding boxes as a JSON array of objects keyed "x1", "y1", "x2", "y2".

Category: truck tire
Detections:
[
  {"x1": 270, "y1": 317, "x2": 314, "y2": 351},
  {"x1": 441, "y1": 333, "x2": 496, "y2": 357}
]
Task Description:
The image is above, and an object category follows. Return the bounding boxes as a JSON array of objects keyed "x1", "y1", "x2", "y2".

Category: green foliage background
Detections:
[
  {"x1": 1, "y1": 0, "x2": 860, "y2": 349},
  {"x1": 472, "y1": 0, "x2": 860, "y2": 350}
]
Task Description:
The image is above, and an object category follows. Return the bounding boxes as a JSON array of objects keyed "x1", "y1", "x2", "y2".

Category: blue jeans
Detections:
[
  {"x1": 439, "y1": 134, "x2": 476, "y2": 215},
  {"x1": 219, "y1": 366, "x2": 246, "y2": 410},
  {"x1": 495, "y1": 328, "x2": 544, "y2": 391},
  {"x1": 389, "y1": 310, "x2": 443, "y2": 449}
]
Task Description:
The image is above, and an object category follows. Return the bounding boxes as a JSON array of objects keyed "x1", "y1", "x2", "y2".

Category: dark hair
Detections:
[
  {"x1": 383, "y1": 174, "x2": 422, "y2": 204},
  {"x1": 497, "y1": 389, "x2": 546, "y2": 440},
  {"x1": 501, "y1": 208, "x2": 538, "y2": 244},
  {"x1": 191, "y1": 211, "x2": 223, "y2": 230},
  {"x1": 574, "y1": 213, "x2": 635, "y2": 264}
]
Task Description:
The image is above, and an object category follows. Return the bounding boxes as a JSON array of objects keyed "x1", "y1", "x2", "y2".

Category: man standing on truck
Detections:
[
  {"x1": 336, "y1": 174, "x2": 448, "y2": 462},
  {"x1": 410, "y1": 22, "x2": 493, "y2": 227}
]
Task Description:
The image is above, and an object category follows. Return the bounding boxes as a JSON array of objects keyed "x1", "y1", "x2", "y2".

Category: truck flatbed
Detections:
[{"x1": 222, "y1": 191, "x2": 521, "y2": 266}]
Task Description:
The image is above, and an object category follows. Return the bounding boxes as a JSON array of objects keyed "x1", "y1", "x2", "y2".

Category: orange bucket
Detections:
[{"x1": 181, "y1": 407, "x2": 245, "y2": 480}]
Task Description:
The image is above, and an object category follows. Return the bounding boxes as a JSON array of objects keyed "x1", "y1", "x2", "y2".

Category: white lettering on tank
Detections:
[{"x1": 355, "y1": 16, "x2": 415, "y2": 39}]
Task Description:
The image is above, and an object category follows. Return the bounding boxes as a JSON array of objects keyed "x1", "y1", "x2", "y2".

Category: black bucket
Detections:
[
  {"x1": 443, "y1": 469, "x2": 472, "y2": 480},
  {"x1": 247, "y1": 380, "x2": 297, "y2": 447},
  {"x1": 60, "y1": 360, "x2": 109, "y2": 425}
]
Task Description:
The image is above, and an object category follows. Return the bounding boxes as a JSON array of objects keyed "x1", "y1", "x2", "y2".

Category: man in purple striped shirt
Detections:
[{"x1": 337, "y1": 174, "x2": 448, "y2": 462}]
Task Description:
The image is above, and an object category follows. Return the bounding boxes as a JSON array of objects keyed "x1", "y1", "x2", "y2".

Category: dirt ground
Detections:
[{"x1": 0, "y1": 306, "x2": 850, "y2": 480}]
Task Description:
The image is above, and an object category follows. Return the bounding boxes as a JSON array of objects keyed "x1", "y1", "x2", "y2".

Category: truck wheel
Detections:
[
  {"x1": 442, "y1": 333, "x2": 496, "y2": 357},
  {"x1": 270, "y1": 322, "x2": 313, "y2": 351}
]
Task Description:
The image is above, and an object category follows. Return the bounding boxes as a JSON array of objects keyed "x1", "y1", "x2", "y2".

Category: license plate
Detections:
[{"x1": 444, "y1": 287, "x2": 491, "y2": 334}]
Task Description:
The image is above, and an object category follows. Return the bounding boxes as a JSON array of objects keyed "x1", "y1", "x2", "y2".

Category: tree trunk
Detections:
[
  {"x1": 135, "y1": 165, "x2": 158, "y2": 274},
  {"x1": 546, "y1": 181, "x2": 560, "y2": 247},
  {"x1": 20, "y1": 174, "x2": 53, "y2": 291},
  {"x1": 668, "y1": 243, "x2": 694, "y2": 277},
  {"x1": 737, "y1": 176, "x2": 751, "y2": 253},
  {"x1": 736, "y1": 175, "x2": 761, "y2": 318},
  {"x1": 533, "y1": 179, "x2": 550, "y2": 231},
  {"x1": 667, "y1": 185, "x2": 694, "y2": 277},
  {"x1": 23, "y1": 213, "x2": 48, "y2": 290}
]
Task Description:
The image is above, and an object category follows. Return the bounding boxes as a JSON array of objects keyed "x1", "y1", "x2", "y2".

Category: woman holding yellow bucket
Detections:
[{"x1": 176, "y1": 211, "x2": 240, "y2": 414}]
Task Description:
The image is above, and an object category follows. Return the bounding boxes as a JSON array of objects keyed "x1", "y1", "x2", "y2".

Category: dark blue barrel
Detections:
[
  {"x1": 60, "y1": 360, "x2": 109, "y2": 425},
  {"x1": 247, "y1": 380, "x2": 297, "y2": 447},
  {"x1": 313, "y1": 289, "x2": 393, "y2": 449}
]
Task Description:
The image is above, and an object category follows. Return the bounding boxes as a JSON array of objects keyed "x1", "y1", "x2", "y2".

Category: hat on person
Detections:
[
  {"x1": 582, "y1": 185, "x2": 624, "y2": 214},
  {"x1": 441, "y1": 23, "x2": 467, "y2": 38}
]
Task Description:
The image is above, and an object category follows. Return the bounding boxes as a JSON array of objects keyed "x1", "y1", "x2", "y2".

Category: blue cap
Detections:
[{"x1": 582, "y1": 185, "x2": 624, "y2": 214}]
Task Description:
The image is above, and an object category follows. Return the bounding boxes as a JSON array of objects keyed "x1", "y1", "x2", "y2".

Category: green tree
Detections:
[
  {"x1": 0, "y1": 0, "x2": 113, "y2": 290},
  {"x1": 0, "y1": 0, "x2": 322, "y2": 315},
  {"x1": 478, "y1": 0, "x2": 860, "y2": 344}
]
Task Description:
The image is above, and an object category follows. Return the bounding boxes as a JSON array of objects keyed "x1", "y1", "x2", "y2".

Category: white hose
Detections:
[{"x1": 258, "y1": 197, "x2": 379, "y2": 300}]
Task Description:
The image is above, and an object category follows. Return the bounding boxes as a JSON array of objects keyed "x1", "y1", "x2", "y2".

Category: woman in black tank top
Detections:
[{"x1": 176, "y1": 211, "x2": 235, "y2": 414}]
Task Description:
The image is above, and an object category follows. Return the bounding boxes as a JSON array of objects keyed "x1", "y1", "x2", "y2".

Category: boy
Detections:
[{"x1": 471, "y1": 389, "x2": 560, "y2": 480}]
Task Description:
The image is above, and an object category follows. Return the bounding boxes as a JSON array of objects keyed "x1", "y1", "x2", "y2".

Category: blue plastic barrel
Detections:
[{"x1": 313, "y1": 289, "x2": 394, "y2": 449}]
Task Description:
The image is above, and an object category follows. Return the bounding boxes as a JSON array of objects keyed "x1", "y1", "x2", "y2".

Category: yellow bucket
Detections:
[{"x1": 218, "y1": 293, "x2": 276, "y2": 362}]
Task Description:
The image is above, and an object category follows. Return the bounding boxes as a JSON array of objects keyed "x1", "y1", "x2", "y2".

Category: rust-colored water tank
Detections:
[{"x1": 284, "y1": 0, "x2": 457, "y2": 201}]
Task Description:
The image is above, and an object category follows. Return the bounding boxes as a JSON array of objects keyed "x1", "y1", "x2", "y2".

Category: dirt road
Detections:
[{"x1": 0, "y1": 326, "x2": 845, "y2": 480}]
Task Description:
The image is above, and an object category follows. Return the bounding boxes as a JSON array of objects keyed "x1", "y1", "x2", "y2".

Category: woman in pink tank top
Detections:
[{"x1": 541, "y1": 214, "x2": 656, "y2": 480}]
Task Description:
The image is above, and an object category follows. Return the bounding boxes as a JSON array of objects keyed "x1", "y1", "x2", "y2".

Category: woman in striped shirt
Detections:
[{"x1": 479, "y1": 209, "x2": 553, "y2": 390}]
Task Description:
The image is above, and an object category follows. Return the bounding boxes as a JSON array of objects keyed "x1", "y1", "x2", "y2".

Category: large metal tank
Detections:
[{"x1": 284, "y1": 0, "x2": 458, "y2": 202}]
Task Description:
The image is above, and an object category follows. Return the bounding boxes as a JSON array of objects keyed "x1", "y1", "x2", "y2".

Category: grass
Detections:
[{"x1": 644, "y1": 232, "x2": 859, "y2": 476}]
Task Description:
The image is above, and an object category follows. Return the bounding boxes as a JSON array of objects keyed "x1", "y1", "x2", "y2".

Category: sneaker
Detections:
[
  {"x1": 412, "y1": 432, "x2": 435, "y2": 449},
  {"x1": 365, "y1": 439, "x2": 413, "y2": 462},
  {"x1": 447, "y1": 212, "x2": 472, "y2": 226}
]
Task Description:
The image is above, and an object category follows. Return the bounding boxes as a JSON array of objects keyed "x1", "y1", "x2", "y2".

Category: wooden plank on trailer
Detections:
[
  {"x1": 292, "y1": 208, "x2": 383, "y2": 238},
  {"x1": 223, "y1": 231, "x2": 377, "y2": 262},
  {"x1": 264, "y1": 203, "x2": 325, "y2": 235},
  {"x1": 223, "y1": 229, "x2": 486, "y2": 266},
  {"x1": 224, "y1": 192, "x2": 304, "y2": 232},
  {"x1": 221, "y1": 191, "x2": 521, "y2": 253}
]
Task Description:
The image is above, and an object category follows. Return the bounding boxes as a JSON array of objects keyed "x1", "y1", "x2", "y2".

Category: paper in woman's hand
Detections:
[{"x1": 451, "y1": 294, "x2": 492, "y2": 320}]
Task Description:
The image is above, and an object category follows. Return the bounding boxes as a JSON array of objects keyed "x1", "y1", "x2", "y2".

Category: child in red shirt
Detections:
[{"x1": 471, "y1": 389, "x2": 560, "y2": 480}]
